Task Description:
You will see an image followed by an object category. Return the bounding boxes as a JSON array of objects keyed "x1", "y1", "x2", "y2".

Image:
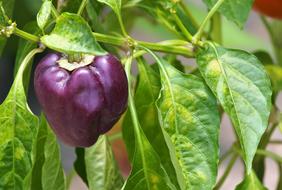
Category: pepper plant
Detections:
[{"x1": 0, "y1": 0, "x2": 281, "y2": 189}]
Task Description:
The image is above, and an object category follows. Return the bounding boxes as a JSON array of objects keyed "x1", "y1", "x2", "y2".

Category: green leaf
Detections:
[
  {"x1": 59, "y1": 0, "x2": 82, "y2": 13},
  {"x1": 270, "y1": 20, "x2": 282, "y2": 66},
  {"x1": 123, "y1": 56, "x2": 176, "y2": 190},
  {"x1": 86, "y1": 0, "x2": 104, "y2": 33},
  {"x1": 41, "y1": 13, "x2": 106, "y2": 55},
  {"x1": 202, "y1": 0, "x2": 254, "y2": 28},
  {"x1": 122, "y1": 129, "x2": 176, "y2": 190},
  {"x1": 235, "y1": 171, "x2": 267, "y2": 190},
  {"x1": 122, "y1": 58, "x2": 184, "y2": 190},
  {"x1": 30, "y1": 115, "x2": 66, "y2": 190},
  {"x1": 156, "y1": 56, "x2": 220, "y2": 189},
  {"x1": 97, "y1": 0, "x2": 121, "y2": 16},
  {"x1": 74, "y1": 148, "x2": 88, "y2": 186},
  {"x1": 14, "y1": 22, "x2": 40, "y2": 92},
  {"x1": 253, "y1": 51, "x2": 274, "y2": 65},
  {"x1": 277, "y1": 165, "x2": 282, "y2": 190},
  {"x1": 0, "y1": 48, "x2": 42, "y2": 189},
  {"x1": 265, "y1": 65, "x2": 282, "y2": 92},
  {"x1": 196, "y1": 43, "x2": 272, "y2": 173},
  {"x1": 30, "y1": 115, "x2": 47, "y2": 190},
  {"x1": 37, "y1": 0, "x2": 52, "y2": 31},
  {"x1": 85, "y1": 136, "x2": 123, "y2": 190},
  {"x1": 164, "y1": 55, "x2": 185, "y2": 72},
  {"x1": 41, "y1": 117, "x2": 66, "y2": 190}
]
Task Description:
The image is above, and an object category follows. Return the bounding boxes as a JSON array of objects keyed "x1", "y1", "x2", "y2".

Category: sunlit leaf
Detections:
[
  {"x1": 97, "y1": 0, "x2": 121, "y2": 16},
  {"x1": 202, "y1": 0, "x2": 254, "y2": 28},
  {"x1": 196, "y1": 43, "x2": 272, "y2": 173},
  {"x1": 41, "y1": 13, "x2": 106, "y2": 55},
  {"x1": 156, "y1": 56, "x2": 220, "y2": 189},
  {"x1": 235, "y1": 171, "x2": 267, "y2": 190},
  {"x1": 122, "y1": 58, "x2": 184, "y2": 190},
  {"x1": 0, "y1": 48, "x2": 42, "y2": 189},
  {"x1": 31, "y1": 115, "x2": 66, "y2": 190},
  {"x1": 85, "y1": 135, "x2": 123, "y2": 190},
  {"x1": 122, "y1": 56, "x2": 177, "y2": 190},
  {"x1": 37, "y1": 0, "x2": 52, "y2": 30}
]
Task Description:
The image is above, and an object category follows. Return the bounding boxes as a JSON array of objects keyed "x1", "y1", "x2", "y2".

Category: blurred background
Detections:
[{"x1": 0, "y1": 0, "x2": 281, "y2": 189}]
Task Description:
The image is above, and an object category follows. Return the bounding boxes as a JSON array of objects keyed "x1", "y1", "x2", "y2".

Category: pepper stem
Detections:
[{"x1": 68, "y1": 53, "x2": 83, "y2": 63}]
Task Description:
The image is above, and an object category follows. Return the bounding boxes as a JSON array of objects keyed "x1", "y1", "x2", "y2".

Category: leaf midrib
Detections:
[{"x1": 209, "y1": 44, "x2": 247, "y2": 161}]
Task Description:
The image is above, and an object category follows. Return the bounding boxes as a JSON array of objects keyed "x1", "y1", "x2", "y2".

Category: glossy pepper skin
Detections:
[
  {"x1": 34, "y1": 53, "x2": 128, "y2": 147},
  {"x1": 254, "y1": 0, "x2": 282, "y2": 19}
]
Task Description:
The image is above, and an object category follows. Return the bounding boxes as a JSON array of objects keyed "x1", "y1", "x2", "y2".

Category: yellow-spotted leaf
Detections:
[
  {"x1": 0, "y1": 48, "x2": 43, "y2": 189},
  {"x1": 196, "y1": 43, "x2": 272, "y2": 174},
  {"x1": 155, "y1": 55, "x2": 220, "y2": 189}
]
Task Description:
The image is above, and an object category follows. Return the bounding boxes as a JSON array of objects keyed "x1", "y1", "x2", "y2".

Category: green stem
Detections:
[
  {"x1": 51, "y1": 4, "x2": 59, "y2": 18},
  {"x1": 193, "y1": 0, "x2": 225, "y2": 43},
  {"x1": 256, "y1": 149, "x2": 282, "y2": 163},
  {"x1": 219, "y1": 147, "x2": 234, "y2": 165},
  {"x1": 172, "y1": 13, "x2": 193, "y2": 41},
  {"x1": 121, "y1": 50, "x2": 146, "y2": 64},
  {"x1": 14, "y1": 28, "x2": 40, "y2": 42},
  {"x1": 77, "y1": 0, "x2": 88, "y2": 16},
  {"x1": 108, "y1": 132, "x2": 123, "y2": 142},
  {"x1": 137, "y1": 40, "x2": 194, "y2": 57},
  {"x1": 16, "y1": 48, "x2": 44, "y2": 83},
  {"x1": 11, "y1": 27, "x2": 195, "y2": 58},
  {"x1": 93, "y1": 32, "x2": 126, "y2": 46},
  {"x1": 210, "y1": 12, "x2": 222, "y2": 44},
  {"x1": 93, "y1": 32, "x2": 195, "y2": 57},
  {"x1": 269, "y1": 140, "x2": 282, "y2": 144},
  {"x1": 260, "y1": 123, "x2": 277, "y2": 149},
  {"x1": 117, "y1": 14, "x2": 128, "y2": 37},
  {"x1": 66, "y1": 168, "x2": 76, "y2": 190},
  {"x1": 125, "y1": 54, "x2": 142, "y2": 141},
  {"x1": 179, "y1": 1, "x2": 199, "y2": 29},
  {"x1": 214, "y1": 154, "x2": 238, "y2": 190}
]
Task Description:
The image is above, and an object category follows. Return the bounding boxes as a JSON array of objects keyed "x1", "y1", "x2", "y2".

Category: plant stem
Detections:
[
  {"x1": 172, "y1": 13, "x2": 193, "y2": 41},
  {"x1": 66, "y1": 168, "x2": 76, "y2": 190},
  {"x1": 214, "y1": 154, "x2": 238, "y2": 190},
  {"x1": 210, "y1": 12, "x2": 222, "y2": 44},
  {"x1": 137, "y1": 40, "x2": 194, "y2": 57},
  {"x1": 14, "y1": 28, "x2": 40, "y2": 42},
  {"x1": 219, "y1": 147, "x2": 234, "y2": 165},
  {"x1": 125, "y1": 54, "x2": 142, "y2": 142},
  {"x1": 179, "y1": 1, "x2": 199, "y2": 29},
  {"x1": 12, "y1": 27, "x2": 195, "y2": 58},
  {"x1": 77, "y1": 0, "x2": 88, "y2": 16},
  {"x1": 93, "y1": 32, "x2": 126, "y2": 46},
  {"x1": 51, "y1": 4, "x2": 59, "y2": 18},
  {"x1": 117, "y1": 14, "x2": 128, "y2": 37},
  {"x1": 122, "y1": 50, "x2": 147, "y2": 64},
  {"x1": 256, "y1": 149, "x2": 282, "y2": 163},
  {"x1": 269, "y1": 140, "x2": 282, "y2": 144},
  {"x1": 93, "y1": 32, "x2": 195, "y2": 57},
  {"x1": 193, "y1": 0, "x2": 225, "y2": 43},
  {"x1": 13, "y1": 24, "x2": 195, "y2": 58},
  {"x1": 108, "y1": 132, "x2": 123, "y2": 142}
]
